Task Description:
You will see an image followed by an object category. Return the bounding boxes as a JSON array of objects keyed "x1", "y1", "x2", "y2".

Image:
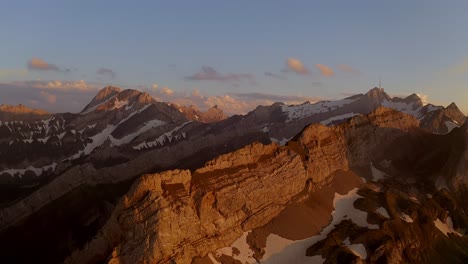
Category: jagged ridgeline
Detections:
[{"x1": 0, "y1": 87, "x2": 466, "y2": 263}]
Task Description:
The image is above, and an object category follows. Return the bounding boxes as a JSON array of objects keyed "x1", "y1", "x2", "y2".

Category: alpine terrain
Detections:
[{"x1": 0, "y1": 87, "x2": 467, "y2": 264}]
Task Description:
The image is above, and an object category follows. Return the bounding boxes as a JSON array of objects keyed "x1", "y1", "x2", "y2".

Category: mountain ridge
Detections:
[
  {"x1": 0, "y1": 86, "x2": 466, "y2": 263},
  {"x1": 63, "y1": 105, "x2": 468, "y2": 264}
]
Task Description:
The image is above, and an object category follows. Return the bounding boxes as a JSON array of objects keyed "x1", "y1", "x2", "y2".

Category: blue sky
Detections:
[{"x1": 1, "y1": 0, "x2": 467, "y2": 114}]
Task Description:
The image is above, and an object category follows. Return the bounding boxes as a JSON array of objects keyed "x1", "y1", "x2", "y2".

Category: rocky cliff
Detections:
[{"x1": 63, "y1": 107, "x2": 467, "y2": 264}]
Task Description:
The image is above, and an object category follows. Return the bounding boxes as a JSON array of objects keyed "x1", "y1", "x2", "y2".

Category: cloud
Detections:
[
  {"x1": 0, "y1": 69, "x2": 28, "y2": 78},
  {"x1": 0, "y1": 80, "x2": 101, "y2": 113},
  {"x1": 232, "y1": 92, "x2": 321, "y2": 103},
  {"x1": 315, "y1": 64, "x2": 334, "y2": 77},
  {"x1": 337, "y1": 64, "x2": 360, "y2": 74},
  {"x1": 285, "y1": 58, "x2": 309, "y2": 75},
  {"x1": 160, "y1": 87, "x2": 174, "y2": 96},
  {"x1": 13, "y1": 80, "x2": 99, "y2": 92},
  {"x1": 416, "y1": 93, "x2": 429, "y2": 105},
  {"x1": 39, "y1": 91, "x2": 57, "y2": 104},
  {"x1": 147, "y1": 85, "x2": 323, "y2": 115},
  {"x1": 185, "y1": 66, "x2": 255, "y2": 82},
  {"x1": 96, "y1": 68, "x2": 116, "y2": 79},
  {"x1": 27, "y1": 58, "x2": 60, "y2": 71},
  {"x1": 264, "y1": 72, "x2": 287, "y2": 80}
]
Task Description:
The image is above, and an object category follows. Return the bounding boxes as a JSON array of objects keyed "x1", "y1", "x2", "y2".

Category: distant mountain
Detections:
[
  {"x1": 174, "y1": 104, "x2": 228, "y2": 123},
  {"x1": 0, "y1": 104, "x2": 50, "y2": 121},
  {"x1": 0, "y1": 86, "x2": 466, "y2": 263}
]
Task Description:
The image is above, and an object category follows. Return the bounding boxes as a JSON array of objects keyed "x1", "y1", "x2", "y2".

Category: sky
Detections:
[{"x1": 1, "y1": 0, "x2": 468, "y2": 114}]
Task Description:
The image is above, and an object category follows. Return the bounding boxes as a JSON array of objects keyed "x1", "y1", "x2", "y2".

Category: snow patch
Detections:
[
  {"x1": 282, "y1": 98, "x2": 358, "y2": 121},
  {"x1": 109, "y1": 98, "x2": 129, "y2": 110},
  {"x1": 69, "y1": 104, "x2": 153, "y2": 159},
  {"x1": 260, "y1": 188, "x2": 375, "y2": 264},
  {"x1": 214, "y1": 232, "x2": 256, "y2": 263},
  {"x1": 270, "y1": 137, "x2": 292, "y2": 146},
  {"x1": 110, "y1": 119, "x2": 166, "y2": 146},
  {"x1": 426, "y1": 104, "x2": 442, "y2": 113},
  {"x1": 81, "y1": 94, "x2": 118, "y2": 114},
  {"x1": 261, "y1": 234, "x2": 325, "y2": 264},
  {"x1": 382, "y1": 100, "x2": 422, "y2": 118},
  {"x1": 434, "y1": 217, "x2": 462, "y2": 237},
  {"x1": 320, "y1": 112, "x2": 359, "y2": 125},
  {"x1": 444, "y1": 120, "x2": 459, "y2": 133},
  {"x1": 133, "y1": 121, "x2": 191, "y2": 150},
  {"x1": 343, "y1": 237, "x2": 367, "y2": 260},
  {"x1": 0, "y1": 162, "x2": 57, "y2": 177},
  {"x1": 376, "y1": 207, "x2": 390, "y2": 219},
  {"x1": 125, "y1": 104, "x2": 134, "y2": 111},
  {"x1": 400, "y1": 213, "x2": 413, "y2": 223}
]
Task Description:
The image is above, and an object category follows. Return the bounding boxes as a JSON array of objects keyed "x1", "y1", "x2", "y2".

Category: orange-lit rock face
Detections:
[{"x1": 63, "y1": 107, "x2": 468, "y2": 264}]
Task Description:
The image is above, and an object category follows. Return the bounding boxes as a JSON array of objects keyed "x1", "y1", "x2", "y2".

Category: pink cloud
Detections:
[
  {"x1": 28, "y1": 58, "x2": 60, "y2": 71},
  {"x1": 286, "y1": 58, "x2": 309, "y2": 74},
  {"x1": 315, "y1": 64, "x2": 334, "y2": 77},
  {"x1": 148, "y1": 85, "x2": 322, "y2": 115}
]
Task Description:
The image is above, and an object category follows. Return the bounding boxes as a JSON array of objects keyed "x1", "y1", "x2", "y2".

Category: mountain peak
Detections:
[
  {"x1": 366, "y1": 87, "x2": 391, "y2": 102},
  {"x1": 405, "y1": 93, "x2": 420, "y2": 100},
  {"x1": 96, "y1": 86, "x2": 122, "y2": 100},
  {"x1": 402, "y1": 93, "x2": 424, "y2": 106},
  {"x1": 447, "y1": 102, "x2": 460, "y2": 111},
  {"x1": 82, "y1": 86, "x2": 123, "y2": 113}
]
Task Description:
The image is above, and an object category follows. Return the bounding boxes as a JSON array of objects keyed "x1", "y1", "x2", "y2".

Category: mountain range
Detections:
[{"x1": 0, "y1": 86, "x2": 466, "y2": 263}]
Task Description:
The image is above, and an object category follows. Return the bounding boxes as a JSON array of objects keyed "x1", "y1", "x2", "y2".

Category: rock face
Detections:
[
  {"x1": 63, "y1": 107, "x2": 468, "y2": 264},
  {"x1": 451, "y1": 120, "x2": 468, "y2": 191},
  {"x1": 66, "y1": 143, "x2": 308, "y2": 264}
]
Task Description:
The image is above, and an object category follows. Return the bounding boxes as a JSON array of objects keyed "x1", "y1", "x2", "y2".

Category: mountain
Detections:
[
  {"x1": 64, "y1": 107, "x2": 468, "y2": 264},
  {"x1": 0, "y1": 104, "x2": 50, "y2": 121},
  {"x1": 0, "y1": 86, "x2": 466, "y2": 263},
  {"x1": 174, "y1": 104, "x2": 228, "y2": 123}
]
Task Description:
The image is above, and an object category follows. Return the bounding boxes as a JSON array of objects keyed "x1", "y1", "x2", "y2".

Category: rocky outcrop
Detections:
[
  {"x1": 66, "y1": 142, "x2": 308, "y2": 263},
  {"x1": 64, "y1": 107, "x2": 431, "y2": 264},
  {"x1": 295, "y1": 107, "x2": 419, "y2": 186}
]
